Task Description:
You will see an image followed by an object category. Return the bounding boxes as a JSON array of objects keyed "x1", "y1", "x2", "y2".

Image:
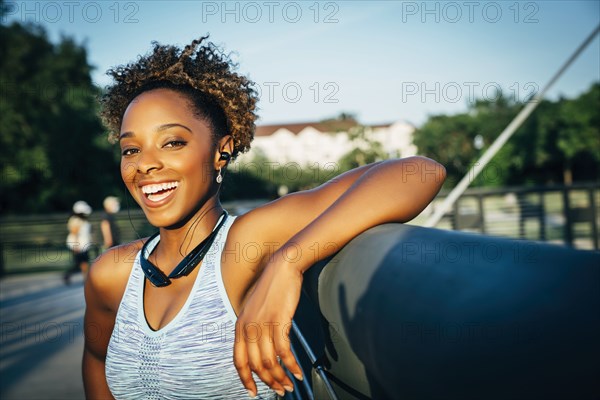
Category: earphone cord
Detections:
[
  {"x1": 125, "y1": 191, "x2": 143, "y2": 241},
  {"x1": 178, "y1": 204, "x2": 221, "y2": 257},
  {"x1": 126, "y1": 190, "x2": 222, "y2": 263}
]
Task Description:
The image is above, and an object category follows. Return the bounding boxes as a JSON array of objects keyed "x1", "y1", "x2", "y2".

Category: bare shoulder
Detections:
[
  {"x1": 221, "y1": 206, "x2": 304, "y2": 312},
  {"x1": 222, "y1": 196, "x2": 305, "y2": 273},
  {"x1": 86, "y1": 239, "x2": 146, "y2": 312}
]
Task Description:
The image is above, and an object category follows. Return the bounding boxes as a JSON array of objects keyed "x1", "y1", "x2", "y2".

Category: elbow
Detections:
[
  {"x1": 434, "y1": 159, "x2": 447, "y2": 188},
  {"x1": 394, "y1": 156, "x2": 446, "y2": 190},
  {"x1": 419, "y1": 156, "x2": 446, "y2": 197},
  {"x1": 392, "y1": 156, "x2": 446, "y2": 222},
  {"x1": 421, "y1": 156, "x2": 446, "y2": 189}
]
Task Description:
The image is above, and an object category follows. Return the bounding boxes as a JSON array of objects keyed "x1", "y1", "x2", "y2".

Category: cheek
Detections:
[
  {"x1": 176, "y1": 149, "x2": 214, "y2": 185},
  {"x1": 120, "y1": 159, "x2": 137, "y2": 186},
  {"x1": 181, "y1": 160, "x2": 213, "y2": 186}
]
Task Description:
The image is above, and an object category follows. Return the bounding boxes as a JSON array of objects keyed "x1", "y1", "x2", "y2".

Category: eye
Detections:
[
  {"x1": 121, "y1": 147, "x2": 139, "y2": 156},
  {"x1": 164, "y1": 140, "x2": 187, "y2": 148}
]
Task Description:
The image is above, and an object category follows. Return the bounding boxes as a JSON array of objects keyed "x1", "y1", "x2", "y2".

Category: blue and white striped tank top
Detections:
[{"x1": 105, "y1": 216, "x2": 276, "y2": 399}]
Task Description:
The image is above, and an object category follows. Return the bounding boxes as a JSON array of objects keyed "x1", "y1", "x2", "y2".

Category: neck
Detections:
[{"x1": 156, "y1": 197, "x2": 224, "y2": 262}]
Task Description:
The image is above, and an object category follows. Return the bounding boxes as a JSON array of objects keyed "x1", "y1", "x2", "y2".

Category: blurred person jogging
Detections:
[
  {"x1": 101, "y1": 196, "x2": 121, "y2": 251},
  {"x1": 64, "y1": 200, "x2": 93, "y2": 285}
]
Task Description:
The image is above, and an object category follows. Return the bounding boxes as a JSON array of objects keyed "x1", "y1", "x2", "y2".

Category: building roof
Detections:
[{"x1": 255, "y1": 120, "x2": 394, "y2": 137}]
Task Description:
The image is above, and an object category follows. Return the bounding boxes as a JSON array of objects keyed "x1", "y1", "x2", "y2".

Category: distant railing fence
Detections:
[
  {"x1": 0, "y1": 184, "x2": 598, "y2": 276},
  {"x1": 427, "y1": 182, "x2": 599, "y2": 250},
  {"x1": 0, "y1": 200, "x2": 265, "y2": 275}
]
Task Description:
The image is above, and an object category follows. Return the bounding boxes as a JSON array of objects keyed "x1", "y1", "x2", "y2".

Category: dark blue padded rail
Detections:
[{"x1": 292, "y1": 224, "x2": 600, "y2": 400}]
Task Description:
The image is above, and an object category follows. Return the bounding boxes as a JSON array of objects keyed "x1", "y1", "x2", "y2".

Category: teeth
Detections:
[{"x1": 141, "y1": 181, "x2": 179, "y2": 195}]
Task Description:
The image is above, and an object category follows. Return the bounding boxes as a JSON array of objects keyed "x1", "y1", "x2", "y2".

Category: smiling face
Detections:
[{"x1": 119, "y1": 88, "x2": 225, "y2": 228}]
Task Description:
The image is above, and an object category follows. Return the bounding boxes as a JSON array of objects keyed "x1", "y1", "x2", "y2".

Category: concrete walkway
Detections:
[{"x1": 1, "y1": 271, "x2": 86, "y2": 399}]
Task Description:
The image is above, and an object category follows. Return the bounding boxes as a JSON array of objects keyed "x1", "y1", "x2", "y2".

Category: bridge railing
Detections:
[
  {"x1": 422, "y1": 182, "x2": 599, "y2": 250},
  {"x1": 0, "y1": 200, "x2": 266, "y2": 275},
  {"x1": 1, "y1": 183, "x2": 598, "y2": 276},
  {"x1": 2, "y1": 197, "x2": 598, "y2": 398}
]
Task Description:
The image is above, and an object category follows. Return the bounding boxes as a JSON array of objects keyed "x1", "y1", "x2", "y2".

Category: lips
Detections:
[{"x1": 140, "y1": 181, "x2": 179, "y2": 203}]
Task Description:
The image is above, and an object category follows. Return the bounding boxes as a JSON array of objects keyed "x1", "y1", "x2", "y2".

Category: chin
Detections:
[{"x1": 140, "y1": 208, "x2": 179, "y2": 229}]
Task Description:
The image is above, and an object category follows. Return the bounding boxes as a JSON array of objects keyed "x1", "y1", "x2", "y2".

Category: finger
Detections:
[
  {"x1": 247, "y1": 340, "x2": 286, "y2": 397},
  {"x1": 233, "y1": 324, "x2": 257, "y2": 397},
  {"x1": 275, "y1": 323, "x2": 303, "y2": 381},
  {"x1": 258, "y1": 337, "x2": 294, "y2": 392}
]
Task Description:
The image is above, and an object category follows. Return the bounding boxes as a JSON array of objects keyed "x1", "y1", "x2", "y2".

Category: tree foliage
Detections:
[
  {"x1": 225, "y1": 148, "x2": 341, "y2": 200},
  {"x1": 413, "y1": 84, "x2": 600, "y2": 188},
  {"x1": 338, "y1": 125, "x2": 387, "y2": 171},
  {"x1": 1, "y1": 17, "x2": 122, "y2": 214}
]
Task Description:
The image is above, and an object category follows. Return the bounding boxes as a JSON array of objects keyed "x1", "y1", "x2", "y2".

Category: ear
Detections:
[{"x1": 214, "y1": 135, "x2": 234, "y2": 169}]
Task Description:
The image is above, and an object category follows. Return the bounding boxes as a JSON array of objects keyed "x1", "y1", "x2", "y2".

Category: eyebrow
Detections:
[{"x1": 119, "y1": 123, "x2": 193, "y2": 140}]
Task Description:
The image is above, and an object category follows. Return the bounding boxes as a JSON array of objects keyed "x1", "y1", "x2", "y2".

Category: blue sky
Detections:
[{"x1": 5, "y1": 0, "x2": 599, "y2": 126}]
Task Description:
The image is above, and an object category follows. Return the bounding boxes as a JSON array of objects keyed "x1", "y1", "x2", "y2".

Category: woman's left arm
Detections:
[{"x1": 233, "y1": 156, "x2": 446, "y2": 397}]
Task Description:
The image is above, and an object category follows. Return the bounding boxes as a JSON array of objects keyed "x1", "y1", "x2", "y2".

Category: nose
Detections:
[
  {"x1": 136, "y1": 148, "x2": 163, "y2": 174},
  {"x1": 121, "y1": 147, "x2": 164, "y2": 184}
]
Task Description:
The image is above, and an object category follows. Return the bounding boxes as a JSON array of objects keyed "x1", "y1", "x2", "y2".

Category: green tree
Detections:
[
  {"x1": 555, "y1": 83, "x2": 600, "y2": 183},
  {"x1": 412, "y1": 110, "x2": 491, "y2": 187},
  {"x1": 338, "y1": 125, "x2": 387, "y2": 171},
  {"x1": 1, "y1": 17, "x2": 121, "y2": 214},
  {"x1": 413, "y1": 84, "x2": 599, "y2": 188},
  {"x1": 229, "y1": 148, "x2": 340, "y2": 198}
]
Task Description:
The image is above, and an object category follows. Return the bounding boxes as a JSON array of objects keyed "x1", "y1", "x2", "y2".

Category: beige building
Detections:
[{"x1": 235, "y1": 119, "x2": 417, "y2": 167}]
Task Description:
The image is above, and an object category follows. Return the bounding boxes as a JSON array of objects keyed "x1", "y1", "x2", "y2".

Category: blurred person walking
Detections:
[
  {"x1": 64, "y1": 200, "x2": 93, "y2": 284},
  {"x1": 101, "y1": 196, "x2": 121, "y2": 250}
]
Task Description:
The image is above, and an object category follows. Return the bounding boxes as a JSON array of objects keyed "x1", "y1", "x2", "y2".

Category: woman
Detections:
[
  {"x1": 83, "y1": 37, "x2": 446, "y2": 399},
  {"x1": 65, "y1": 200, "x2": 93, "y2": 284}
]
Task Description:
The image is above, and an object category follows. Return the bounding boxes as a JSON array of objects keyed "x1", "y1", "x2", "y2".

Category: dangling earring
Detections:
[{"x1": 216, "y1": 167, "x2": 223, "y2": 184}]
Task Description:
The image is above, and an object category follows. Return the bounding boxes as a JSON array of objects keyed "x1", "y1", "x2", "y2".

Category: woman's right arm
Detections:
[{"x1": 82, "y1": 243, "x2": 141, "y2": 399}]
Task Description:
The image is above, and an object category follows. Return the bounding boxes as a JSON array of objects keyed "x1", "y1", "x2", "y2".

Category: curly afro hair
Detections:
[{"x1": 100, "y1": 36, "x2": 258, "y2": 159}]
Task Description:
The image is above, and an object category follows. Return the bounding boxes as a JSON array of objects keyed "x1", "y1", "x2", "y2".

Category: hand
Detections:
[{"x1": 233, "y1": 259, "x2": 304, "y2": 397}]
